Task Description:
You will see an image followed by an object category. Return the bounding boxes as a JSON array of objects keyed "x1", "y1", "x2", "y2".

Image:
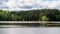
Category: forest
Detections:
[{"x1": 0, "y1": 9, "x2": 60, "y2": 21}]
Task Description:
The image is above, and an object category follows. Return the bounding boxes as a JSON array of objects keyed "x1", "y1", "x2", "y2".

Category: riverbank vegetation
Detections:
[{"x1": 0, "y1": 9, "x2": 60, "y2": 21}]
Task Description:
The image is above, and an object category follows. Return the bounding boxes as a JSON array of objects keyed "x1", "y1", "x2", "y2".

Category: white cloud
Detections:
[
  {"x1": 41, "y1": 1, "x2": 58, "y2": 8},
  {"x1": 0, "y1": 0, "x2": 60, "y2": 11}
]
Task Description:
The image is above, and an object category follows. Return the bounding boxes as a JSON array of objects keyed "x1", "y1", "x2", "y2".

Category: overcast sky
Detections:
[{"x1": 0, "y1": 0, "x2": 60, "y2": 11}]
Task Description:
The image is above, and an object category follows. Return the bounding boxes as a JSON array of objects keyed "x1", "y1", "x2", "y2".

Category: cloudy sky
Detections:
[{"x1": 0, "y1": 0, "x2": 60, "y2": 11}]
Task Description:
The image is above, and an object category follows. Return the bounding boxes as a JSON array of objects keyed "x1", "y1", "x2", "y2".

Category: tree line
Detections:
[{"x1": 0, "y1": 9, "x2": 60, "y2": 21}]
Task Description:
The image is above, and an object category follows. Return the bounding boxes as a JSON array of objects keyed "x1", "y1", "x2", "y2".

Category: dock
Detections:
[{"x1": 0, "y1": 21, "x2": 60, "y2": 27}]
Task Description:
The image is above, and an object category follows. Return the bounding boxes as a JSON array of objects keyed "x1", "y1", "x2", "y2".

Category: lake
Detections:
[{"x1": 0, "y1": 27, "x2": 60, "y2": 34}]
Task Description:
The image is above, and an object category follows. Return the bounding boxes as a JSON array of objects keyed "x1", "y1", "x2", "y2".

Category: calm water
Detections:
[{"x1": 0, "y1": 27, "x2": 60, "y2": 34}]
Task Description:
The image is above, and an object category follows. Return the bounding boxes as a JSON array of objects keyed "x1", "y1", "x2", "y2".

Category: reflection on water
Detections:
[{"x1": 0, "y1": 27, "x2": 60, "y2": 34}]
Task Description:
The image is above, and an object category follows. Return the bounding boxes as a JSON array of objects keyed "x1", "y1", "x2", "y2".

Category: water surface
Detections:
[{"x1": 0, "y1": 27, "x2": 60, "y2": 34}]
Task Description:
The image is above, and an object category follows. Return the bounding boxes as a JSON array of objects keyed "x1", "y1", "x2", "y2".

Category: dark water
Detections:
[{"x1": 0, "y1": 27, "x2": 60, "y2": 34}]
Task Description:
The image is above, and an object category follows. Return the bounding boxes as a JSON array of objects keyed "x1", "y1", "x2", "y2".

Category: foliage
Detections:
[{"x1": 0, "y1": 9, "x2": 60, "y2": 21}]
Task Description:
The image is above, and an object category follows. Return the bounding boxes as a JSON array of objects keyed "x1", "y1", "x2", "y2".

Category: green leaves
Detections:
[
  {"x1": 0, "y1": 9, "x2": 60, "y2": 21},
  {"x1": 41, "y1": 15, "x2": 47, "y2": 21}
]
